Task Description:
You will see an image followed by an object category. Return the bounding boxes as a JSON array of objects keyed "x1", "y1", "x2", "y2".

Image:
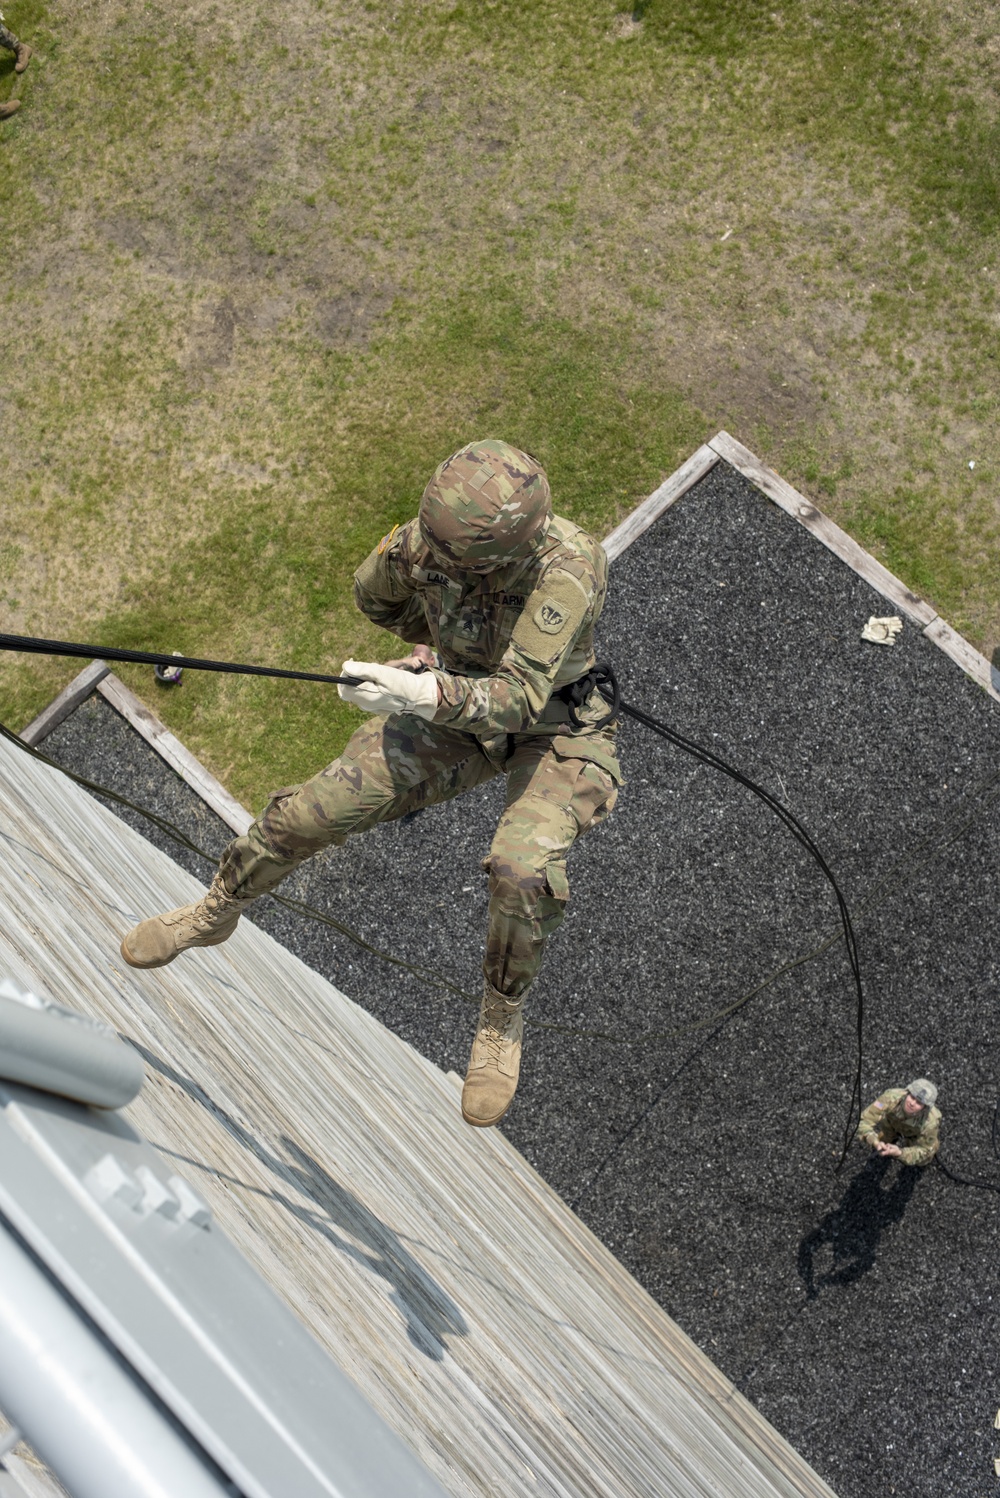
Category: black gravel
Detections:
[{"x1": 39, "y1": 462, "x2": 1000, "y2": 1498}]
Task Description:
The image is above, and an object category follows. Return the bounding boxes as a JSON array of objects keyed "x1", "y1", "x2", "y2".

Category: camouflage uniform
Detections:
[
  {"x1": 121, "y1": 439, "x2": 622, "y2": 1126},
  {"x1": 219, "y1": 509, "x2": 621, "y2": 1000},
  {"x1": 856, "y1": 1088, "x2": 941, "y2": 1167},
  {"x1": 0, "y1": 12, "x2": 20, "y2": 54}
]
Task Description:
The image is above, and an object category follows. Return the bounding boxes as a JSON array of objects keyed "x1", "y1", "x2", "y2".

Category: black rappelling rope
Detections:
[
  {"x1": 933, "y1": 1091, "x2": 1000, "y2": 1193},
  {"x1": 5, "y1": 637, "x2": 865, "y2": 1153},
  {"x1": 563, "y1": 663, "x2": 866, "y2": 1162},
  {"x1": 0, "y1": 632, "x2": 362, "y2": 687},
  {"x1": 936, "y1": 1152, "x2": 1000, "y2": 1194},
  {"x1": 4, "y1": 636, "x2": 996, "y2": 1190}
]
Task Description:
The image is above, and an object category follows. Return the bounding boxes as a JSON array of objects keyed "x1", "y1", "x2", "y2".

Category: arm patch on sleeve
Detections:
[
  {"x1": 534, "y1": 598, "x2": 570, "y2": 634},
  {"x1": 512, "y1": 573, "x2": 590, "y2": 664},
  {"x1": 354, "y1": 520, "x2": 414, "y2": 602}
]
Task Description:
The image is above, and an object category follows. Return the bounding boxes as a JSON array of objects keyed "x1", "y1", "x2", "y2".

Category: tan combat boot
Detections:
[
  {"x1": 0, "y1": 100, "x2": 20, "y2": 119},
  {"x1": 461, "y1": 979, "x2": 524, "y2": 1127},
  {"x1": 120, "y1": 875, "x2": 248, "y2": 969},
  {"x1": 14, "y1": 43, "x2": 31, "y2": 73}
]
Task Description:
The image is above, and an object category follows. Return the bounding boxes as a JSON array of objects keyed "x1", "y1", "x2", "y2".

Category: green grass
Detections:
[{"x1": 2, "y1": 0, "x2": 999, "y2": 805}]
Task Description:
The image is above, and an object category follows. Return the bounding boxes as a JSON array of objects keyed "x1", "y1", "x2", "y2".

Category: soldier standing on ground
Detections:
[
  {"x1": 0, "y1": 10, "x2": 31, "y2": 120},
  {"x1": 856, "y1": 1078, "x2": 941, "y2": 1166},
  {"x1": 120, "y1": 440, "x2": 622, "y2": 1129}
]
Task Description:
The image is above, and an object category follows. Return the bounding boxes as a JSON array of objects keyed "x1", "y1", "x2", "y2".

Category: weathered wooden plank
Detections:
[
  {"x1": 0, "y1": 722, "x2": 840, "y2": 1498},
  {"x1": 0, "y1": 1448, "x2": 70, "y2": 1498},
  {"x1": 603, "y1": 445, "x2": 720, "y2": 562},
  {"x1": 95, "y1": 674, "x2": 253, "y2": 835},
  {"x1": 707, "y1": 432, "x2": 938, "y2": 628},
  {"x1": 922, "y1": 618, "x2": 1000, "y2": 705},
  {"x1": 18, "y1": 662, "x2": 110, "y2": 747}
]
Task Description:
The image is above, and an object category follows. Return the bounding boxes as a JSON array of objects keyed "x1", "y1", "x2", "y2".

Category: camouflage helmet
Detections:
[
  {"x1": 418, "y1": 439, "x2": 551, "y2": 572},
  {"x1": 906, "y1": 1078, "x2": 938, "y2": 1107}
]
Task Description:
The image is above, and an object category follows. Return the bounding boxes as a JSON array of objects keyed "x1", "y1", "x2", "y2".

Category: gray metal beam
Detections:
[
  {"x1": 0, "y1": 1218, "x2": 231, "y2": 1498},
  {"x1": 0, "y1": 1079, "x2": 447, "y2": 1498}
]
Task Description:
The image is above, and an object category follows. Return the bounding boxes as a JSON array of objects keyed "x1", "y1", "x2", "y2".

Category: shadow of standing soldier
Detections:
[{"x1": 798, "y1": 1155, "x2": 923, "y2": 1300}]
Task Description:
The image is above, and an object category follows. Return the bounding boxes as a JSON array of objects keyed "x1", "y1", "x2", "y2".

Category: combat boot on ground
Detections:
[
  {"x1": 0, "y1": 100, "x2": 20, "y2": 119},
  {"x1": 120, "y1": 875, "x2": 250, "y2": 969},
  {"x1": 14, "y1": 43, "x2": 31, "y2": 72},
  {"x1": 461, "y1": 979, "x2": 524, "y2": 1128}
]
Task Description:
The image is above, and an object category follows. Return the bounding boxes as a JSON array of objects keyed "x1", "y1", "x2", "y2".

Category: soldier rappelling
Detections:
[{"x1": 120, "y1": 440, "x2": 622, "y2": 1128}]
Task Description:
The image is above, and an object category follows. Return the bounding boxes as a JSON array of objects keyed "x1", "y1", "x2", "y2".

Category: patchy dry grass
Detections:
[{"x1": 1, "y1": 0, "x2": 998, "y2": 806}]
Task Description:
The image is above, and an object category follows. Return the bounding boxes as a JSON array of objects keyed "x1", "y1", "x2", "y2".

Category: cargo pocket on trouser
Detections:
[
  {"x1": 482, "y1": 855, "x2": 571, "y2": 998},
  {"x1": 218, "y1": 784, "x2": 322, "y2": 899},
  {"x1": 483, "y1": 748, "x2": 617, "y2": 996},
  {"x1": 570, "y1": 760, "x2": 618, "y2": 835},
  {"x1": 259, "y1": 784, "x2": 324, "y2": 858}
]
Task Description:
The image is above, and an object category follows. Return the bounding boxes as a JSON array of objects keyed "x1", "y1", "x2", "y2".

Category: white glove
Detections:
[
  {"x1": 861, "y1": 615, "x2": 903, "y2": 646},
  {"x1": 338, "y1": 660, "x2": 440, "y2": 720}
]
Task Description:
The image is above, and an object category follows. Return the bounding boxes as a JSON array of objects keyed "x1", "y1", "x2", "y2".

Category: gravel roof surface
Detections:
[{"x1": 39, "y1": 460, "x2": 1000, "y2": 1498}]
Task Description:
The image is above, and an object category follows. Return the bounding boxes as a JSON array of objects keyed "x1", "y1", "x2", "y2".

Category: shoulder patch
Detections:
[
  {"x1": 875, "y1": 1101, "x2": 884, "y2": 1109},
  {"x1": 511, "y1": 572, "x2": 590, "y2": 665},
  {"x1": 377, "y1": 523, "x2": 400, "y2": 555},
  {"x1": 534, "y1": 597, "x2": 570, "y2": 635}
]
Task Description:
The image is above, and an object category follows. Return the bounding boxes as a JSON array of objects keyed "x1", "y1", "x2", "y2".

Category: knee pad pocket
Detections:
[
  {"x1": 536, "y1": 860, "x2": 569, "y2": 938},
  {"x1": 486, "y1": 855, "x2": 569, "y2": 936}
]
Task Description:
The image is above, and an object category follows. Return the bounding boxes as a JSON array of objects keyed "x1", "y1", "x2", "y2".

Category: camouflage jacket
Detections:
[
  {"x1": 353, "y1": 514, "x2": 620, "y2": 774},
  {"x1": 856, "y1": 1088, "x2": 941, "y2": 1166}
]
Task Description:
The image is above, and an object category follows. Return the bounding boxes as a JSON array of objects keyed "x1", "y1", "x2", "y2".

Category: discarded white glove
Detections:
[
  {"x1": 338, "y1": 660, "x2": 440, "y2": 720},
  {"x1": 861, "y1": 615, "x2": 903, "y2": 646}
]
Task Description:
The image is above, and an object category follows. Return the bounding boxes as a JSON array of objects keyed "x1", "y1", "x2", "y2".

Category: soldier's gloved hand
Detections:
[
  {"x1": 386, "y1": 643, "x2": 439, "y2": 671},
  {"x1": 338, "y1": 660, "x2": 440, "y2": 720}
]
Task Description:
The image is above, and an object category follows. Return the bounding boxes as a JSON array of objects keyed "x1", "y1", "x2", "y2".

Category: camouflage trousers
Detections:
[
  {"x1": 0, "y1": 20, "x2": 19, "y2": 52},
  {"x1": 218, "y1": 714, "x2": 620, "y2": 999}
]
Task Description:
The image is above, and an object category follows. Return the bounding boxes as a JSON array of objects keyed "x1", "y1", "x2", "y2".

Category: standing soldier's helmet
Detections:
[
  {"x1": 418, "y1": 439, "x2": 552, "y2": 573},
  {"x1": 906, "y1": 1078, "x2": 938, "y2": 1107}
]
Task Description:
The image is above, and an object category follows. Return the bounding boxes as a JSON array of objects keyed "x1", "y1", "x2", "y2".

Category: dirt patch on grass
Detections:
[
  {"x1": 609, "y1": 13, "x2": 643, "y2": 41},
  {"x1": 314, "y1": 281, "x2": 398, "y2": 349},
  {"x1": 2, "y1": 0, "x2": 999, "y2": 784}
]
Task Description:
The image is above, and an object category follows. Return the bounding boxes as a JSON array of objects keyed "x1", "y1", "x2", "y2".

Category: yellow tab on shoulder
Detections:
[{"x1": 377, "y1": 522, "x2": 400, "y2": 555}]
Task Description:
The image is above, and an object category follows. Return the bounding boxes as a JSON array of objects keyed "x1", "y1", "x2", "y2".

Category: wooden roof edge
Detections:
[{"x1": 706, "y1": 431, "x2": 999, "y2": 706}]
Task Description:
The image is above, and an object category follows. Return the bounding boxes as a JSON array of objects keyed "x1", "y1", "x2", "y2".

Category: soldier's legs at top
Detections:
[
  {"x1": 219, "y1": 713, "x2": 498, "y2": 897},
  {"x1": 121, "y1": 715, "x2": 498, "y2": 968},
  {"x1": 0, "y1": 15, "x2": 29, "y2": 69},
  {"x1": 484, "y1": 740, "x2": 618, "y2": 997},
  {"x1": 462, "y1": 737, "x2": 618, "y2": 1127}
]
